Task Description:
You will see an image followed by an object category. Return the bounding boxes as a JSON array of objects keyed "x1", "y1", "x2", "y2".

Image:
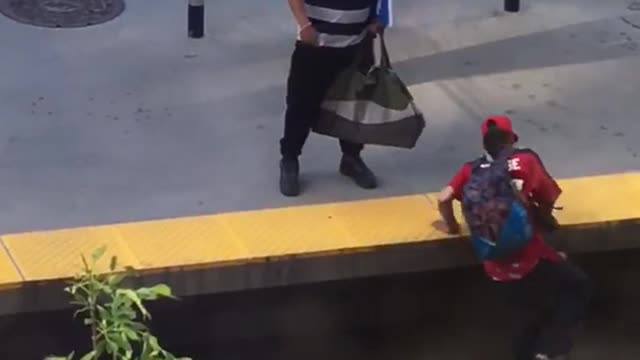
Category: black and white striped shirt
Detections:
[{"x1": 303, "y1": 0, "x2": 376, "y2": 48}]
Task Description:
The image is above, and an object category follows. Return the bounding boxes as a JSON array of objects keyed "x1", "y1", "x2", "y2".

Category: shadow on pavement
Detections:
[
  {"x1": 396, "y1": 15, "x2": 640, "y2": 85},
  {"x1": 207, "y1": 15, "x2": 640, "y2": 128}
]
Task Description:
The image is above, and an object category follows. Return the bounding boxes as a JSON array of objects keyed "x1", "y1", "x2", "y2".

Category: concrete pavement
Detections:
[{"x1": 0, "y1": 0, "x2": 638, "y2": 233}]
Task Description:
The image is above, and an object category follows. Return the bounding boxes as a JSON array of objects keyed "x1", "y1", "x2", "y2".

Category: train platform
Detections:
[{"x1": 0, "y1": 172, "x2": 638, "y2": 315}]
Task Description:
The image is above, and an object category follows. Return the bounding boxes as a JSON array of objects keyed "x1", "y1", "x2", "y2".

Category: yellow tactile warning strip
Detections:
[
  {"x1": 553, "y1": 173, "x2": 640, "y2": 225},
  {"x1": 332, "y1": 195, "x2": 439, "y2": 246},
  {"x1": 0, "y1": 172, "x2": 638, "y2": 284},
  {"x1": 0, "y1": 242, "x2": 22, "y2": 289},
  {"x1": 115, "y1": 215, "x2": 249, "y2": 269},
  {"x1": 3, "y1": 226, "x2": 139, "y2": 282},
  {"x1": 219, "y1": 203, "x2": 359, "y2": 258}
]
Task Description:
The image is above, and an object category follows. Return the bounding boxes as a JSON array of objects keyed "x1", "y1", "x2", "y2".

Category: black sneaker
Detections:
[
  {"x1": 340, "y1": 155, "x2": 377, "y2": 189},
  {"x1": 280, "y1": 157, "x2": 300, "y2": 197}
]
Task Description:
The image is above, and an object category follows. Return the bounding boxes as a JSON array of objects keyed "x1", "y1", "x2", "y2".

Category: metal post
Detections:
[
  {"x1": 504, "y1": 0, "x2": 520, "y2": 12},
  {"x1": 188, "y1": 0, "x2": 204, "y2": 38}
]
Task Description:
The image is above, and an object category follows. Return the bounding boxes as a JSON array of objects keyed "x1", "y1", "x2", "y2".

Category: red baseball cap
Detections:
[{"x1": 481, "y1": 115, "x2": 518, "y2": 142}]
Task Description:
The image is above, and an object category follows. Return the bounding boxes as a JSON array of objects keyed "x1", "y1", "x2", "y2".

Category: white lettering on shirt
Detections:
[
  {"x1": 511, "y1": 179, "x2": 524, "y2": 191},
  {"x1": 507, "y1": 158, "x2": 521, "y2": 171}
]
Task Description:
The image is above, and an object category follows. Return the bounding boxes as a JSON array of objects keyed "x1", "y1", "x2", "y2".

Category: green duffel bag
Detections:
[{"x1": 313, "y1": 34, "x2": 426, "y2": 149}]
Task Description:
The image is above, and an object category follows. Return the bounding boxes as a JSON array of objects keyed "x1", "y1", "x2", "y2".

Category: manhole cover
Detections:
[{"x1": 0, "y1": 0, "x2": 125, "y2": 28}]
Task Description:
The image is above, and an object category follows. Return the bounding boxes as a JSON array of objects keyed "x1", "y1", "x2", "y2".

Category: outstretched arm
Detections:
[
  {"x1": 438, "y1": 186, "x2": 461, "y2": 234},
  {"x1": 436, "y1": 163, "x2": 471, "y2": 234}
]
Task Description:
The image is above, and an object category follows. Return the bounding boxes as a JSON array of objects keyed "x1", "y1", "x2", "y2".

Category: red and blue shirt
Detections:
[{"x1": 448, "y1": 149, "x2": 563, "y2": 281}]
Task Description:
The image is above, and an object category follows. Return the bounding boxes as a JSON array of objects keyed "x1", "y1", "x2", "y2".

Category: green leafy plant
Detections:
[{"x1": 46, "y1": 246, "x2": 191, "y2": 360}]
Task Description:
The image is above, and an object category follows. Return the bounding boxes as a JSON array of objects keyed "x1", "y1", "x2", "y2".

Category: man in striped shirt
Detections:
[{"x1": 279, "y1": 0, "x2": 383, "y2": 197}]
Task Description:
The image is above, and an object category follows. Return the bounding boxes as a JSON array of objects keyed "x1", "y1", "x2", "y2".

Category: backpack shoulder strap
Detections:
[{"x1": 468, "y1": 156, "x2": 490, "y2": 173}]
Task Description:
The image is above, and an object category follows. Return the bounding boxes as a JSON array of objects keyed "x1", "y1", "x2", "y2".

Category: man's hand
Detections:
[
  {"x1": 298, "y1": 23, "x2": 319, "y2": 46},
  {"x1": 288, "y1": 0, "x2": 318, "y2": 45},
  {"x1": 433, "y1": 219, "x2": 462, "y2": 235},
  {"x1": 448, "y1": 221, "x2": 461, "y2": 235},
  {"x1": 437, "y1": 186, "x2": 461, "y2": 234},
  {"x1": 530, "y1": 202, "x2": 560, "y2": 234},
  {"x1": 367, "y1": 20, "x2": 385, "y2": 35}
]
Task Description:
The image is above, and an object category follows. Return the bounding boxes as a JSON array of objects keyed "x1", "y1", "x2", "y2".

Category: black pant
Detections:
[
  {"x1": 504, "y1": 260, "x2": 593, "y2": 360},
  {"x1": 280, "y1": 39, "x2": 374, "y2": 159}
]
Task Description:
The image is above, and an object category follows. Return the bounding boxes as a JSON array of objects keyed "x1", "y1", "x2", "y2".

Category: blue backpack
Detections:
[{"x1": 461, "y1": 150, "x2": 533, "y2": 261}]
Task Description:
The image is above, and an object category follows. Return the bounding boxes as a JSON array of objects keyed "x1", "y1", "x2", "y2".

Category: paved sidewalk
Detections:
[{"x1": 0, "y1": 0, "x2": 638, "y2": 233}]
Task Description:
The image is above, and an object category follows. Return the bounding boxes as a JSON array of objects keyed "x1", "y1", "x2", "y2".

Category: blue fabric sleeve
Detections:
[
  {"x1": 377, "y1": 0, "x2": 392, "y2": 27},
  {"x1": 368, "y1": 1, "x2": 377, "y2": 21}
]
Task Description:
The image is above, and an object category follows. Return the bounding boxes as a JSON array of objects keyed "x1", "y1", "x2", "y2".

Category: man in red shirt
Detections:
[{"x1": 437, "y1": 115, "x2": 592, "y2": 360}]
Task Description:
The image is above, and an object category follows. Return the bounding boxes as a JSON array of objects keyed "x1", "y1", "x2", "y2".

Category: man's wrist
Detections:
[
  {"x1": 297, "y1": 18, "x2": 312, "y2": 29},
  {"x1": 297, "y1": 21, "x2": 312, "y2": 35}
]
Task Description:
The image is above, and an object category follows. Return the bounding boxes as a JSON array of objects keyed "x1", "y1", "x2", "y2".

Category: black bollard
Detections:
[
  {"x1": 188, "y1": 0, "x2": 204, "y2": 38},
  {"x1": 504, "y1": 0, "x2": 520, "y2": 12}
]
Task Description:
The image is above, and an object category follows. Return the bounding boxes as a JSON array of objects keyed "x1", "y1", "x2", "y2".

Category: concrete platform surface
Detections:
[{"x1": 0, "y1": 0, "x2": 639, "y2": 234}]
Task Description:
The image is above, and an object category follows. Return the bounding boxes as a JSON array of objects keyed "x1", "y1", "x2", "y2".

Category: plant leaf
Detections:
[
  {"x1": 109, "y1": 255, "x2": 118, "y2": 271},
  {"x1": 146, "y1": 334, "x2": 160, "y2": 350},
  {"x1": 140, "y1": 335, "x2": 151, "y2": 359},
  {"x1": 112, "y1": 332, "x2": 132, "y2": 353},
  {"x1": 148, "y1": 284, "x2": 173, "y2": 298},
  {"x1": 97, "y1": 305, "x2": 111, "y2": 324},
  {"x1": 74, "y1": 307, "x2": 90, "y2": 319},
  {"x1": 116, "y1": 289, "x2": 149, "y2": 318},
  {"x1": 130, "y1": 321, "x2": 148, "y2": 331},
  {"x1": 81, "y1": 254, "x2": 89, "y2": 272},
  {"x1": 135, "y1": 284, "x2": 174, "y2": 302},
  {"x1": 107, "y1": 272, "x2": 126, "y2": 287},
  {"x1": 124, "y1": 349, "x2": 134, "y2": 360},
  {"x1": 78, "y1": 350, "x2": 97, "y2": 360},
  {"x1": 105, "y1": 337, "x2": 118, "y2": 354},
  {"x1": 123, "y1": 327, "x2": 139, "y2": 341},
  {"x1": 94, "y1": 340, "x2": 106, "y2": 358},
  {"x1": 91, "y1": 246, "x2": 107, "y2": 263}
]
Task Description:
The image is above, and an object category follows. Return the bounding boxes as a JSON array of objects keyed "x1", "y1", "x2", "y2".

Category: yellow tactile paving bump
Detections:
[
  {"x1": 332, "y1": 195, "x2": 442, "y2": 246},
  {"x1": 114, "y1": 215, "x2": 249, "y2": 269},
  {"x1": 218, "y1": 203, "x2": 360, "y2": 258},
  {"x1": 2, "y1": 227, "x2": 139, "y2": 281},
  {"x1": 554, "y1": 173, "x2": 640, "y2": 225},
  {"x1": 0, "y1": 241, "x2": 22, "y2": 288}
]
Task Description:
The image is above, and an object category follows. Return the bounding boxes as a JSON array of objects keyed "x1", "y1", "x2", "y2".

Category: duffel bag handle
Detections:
[
  {"x1": 378, "y1": 33, "x2": 392, "y2": 69},
  {"x1": 348, "y1": 32, "x2": 392, "y2": 71},
  {"x1": 348, "y1": 33, "x2": 375, "y2": 71}
]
